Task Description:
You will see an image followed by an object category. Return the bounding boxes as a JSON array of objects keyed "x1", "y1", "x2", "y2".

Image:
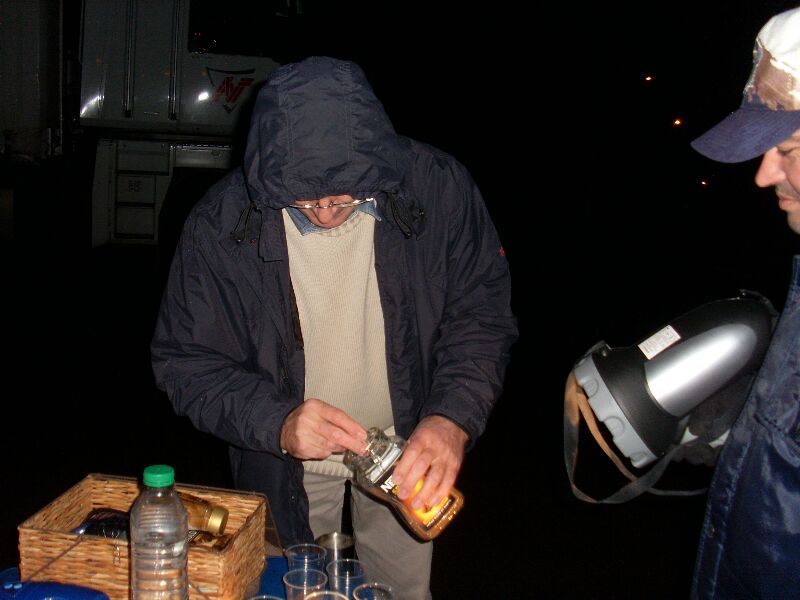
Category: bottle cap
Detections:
[
  {"x1": 206, "y1": 506, "x2": 229, "y2": 536},
  {"x1": 143, "y1": 464, "x2": 175, "y2": 487},
  {"x1": 344, "y1": 428, "x2": 404, "y2": 483}
]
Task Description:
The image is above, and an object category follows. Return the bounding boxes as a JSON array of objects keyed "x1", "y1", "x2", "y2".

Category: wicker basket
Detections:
[{"x1": 18, "y1": 473, "x2": 281, "y2": 600}]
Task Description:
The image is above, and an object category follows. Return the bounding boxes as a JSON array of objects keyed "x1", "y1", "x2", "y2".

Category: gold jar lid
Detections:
[{"x1": 207, "y1": 506, "x2": 229, "y2": 535}]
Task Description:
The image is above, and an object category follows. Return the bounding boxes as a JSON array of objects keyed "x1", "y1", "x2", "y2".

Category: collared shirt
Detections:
[{"x1": 284, "y1": 201, "x2": 382, "y2": 235}]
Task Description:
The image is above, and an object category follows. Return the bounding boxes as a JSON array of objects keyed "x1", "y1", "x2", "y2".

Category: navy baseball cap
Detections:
[{"x1": 692, "y1": 7, "x2": 800, "y2": 163}]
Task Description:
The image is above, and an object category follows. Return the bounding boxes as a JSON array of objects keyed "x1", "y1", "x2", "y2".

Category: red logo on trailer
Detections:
[{"x1": 206, "y1": 68, "x2": 256, "y2": 113}]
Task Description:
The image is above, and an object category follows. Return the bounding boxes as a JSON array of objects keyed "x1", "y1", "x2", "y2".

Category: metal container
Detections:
[{"x1": 315, "y1": 531, "x2": 356, "y2": 567}]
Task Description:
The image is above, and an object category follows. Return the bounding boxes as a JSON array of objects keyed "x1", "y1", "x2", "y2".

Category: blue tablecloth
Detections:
[
  {"x1": 256, "y1": 555, "x2": 289, "y2": 599},
  {"x1": 0, "y1": 559, "x2": 292, "y2": 600}
]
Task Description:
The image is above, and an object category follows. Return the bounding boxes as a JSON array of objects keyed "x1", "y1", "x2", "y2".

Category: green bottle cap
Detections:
[{"x1": 143, "y1": 464, "x2": 175, "y2": 487}]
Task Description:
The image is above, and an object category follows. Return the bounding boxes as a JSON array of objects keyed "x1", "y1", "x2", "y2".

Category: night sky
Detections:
[{"x1": 3, "y1": 1, "x2": 800, "y2": 598}]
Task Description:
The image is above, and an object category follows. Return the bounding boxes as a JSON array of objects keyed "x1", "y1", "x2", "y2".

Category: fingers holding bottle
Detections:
[
  {"x1": 280, "y1": 398, "x2": 368, "y2": 460},
  {"x1": 392, "y1": 415, "x2": 468, "y2": 510}
]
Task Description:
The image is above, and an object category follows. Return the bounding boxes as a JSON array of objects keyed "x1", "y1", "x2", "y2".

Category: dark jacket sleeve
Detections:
[
  {"x1": 150, "y1": 204, "x2": 295, "y2": 456},
  {"x1": 415, "y1": 153, "x2": 518, "y2": 444}
]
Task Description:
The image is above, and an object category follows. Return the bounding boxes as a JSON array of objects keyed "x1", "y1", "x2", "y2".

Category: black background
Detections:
[{"x1": 3, "y1": 1, "x2": 800, "y2": 598}]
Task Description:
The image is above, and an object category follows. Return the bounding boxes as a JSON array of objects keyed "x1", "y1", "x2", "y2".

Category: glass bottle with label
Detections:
[{"x1": 344, "y1": 427, "x2": 464, "y2": 541}]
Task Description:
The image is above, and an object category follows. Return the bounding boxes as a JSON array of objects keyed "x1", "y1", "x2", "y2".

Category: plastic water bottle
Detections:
[{"x1": 130, "y1": 465, "x2": 189, "y2": 600}]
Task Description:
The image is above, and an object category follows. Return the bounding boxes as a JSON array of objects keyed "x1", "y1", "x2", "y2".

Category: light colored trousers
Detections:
[{"x1": 304, "y1": 470, "x2": 434, "y2": 600}]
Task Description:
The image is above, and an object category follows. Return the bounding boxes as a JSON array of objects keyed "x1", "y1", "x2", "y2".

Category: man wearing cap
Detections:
[{"x1": 689, "y1": 6, "x2": 800, "y2": 599}]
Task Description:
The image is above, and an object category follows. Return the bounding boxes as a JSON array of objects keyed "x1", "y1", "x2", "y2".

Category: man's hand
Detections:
[
  {"x1": 280, "y1": 399, "x2": 367, "y2": 460},
  {"x1": 391, "y1": 415, "x2": 468, "y2": 510}
]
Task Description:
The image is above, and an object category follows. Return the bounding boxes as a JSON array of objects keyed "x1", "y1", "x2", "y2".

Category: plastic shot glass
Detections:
[
  {"x1": 282, "y1": 568, "x2": 327, "y2": 600},
  {"x1": 305, "y1": 593, "x2": 349, "y2": 600},
  {"x1": 353, "y1": 582, "x2": 395, "y2": 600},
  {"x1": 326, "y1": 558, "x2": 366, "y2": 598},
  {"x1": 284, "y1": 543, "x2": 327, "y2": 572}
]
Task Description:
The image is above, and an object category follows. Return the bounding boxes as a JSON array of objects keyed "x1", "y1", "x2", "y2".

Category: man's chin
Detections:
[{"x1": 787, "y1": 214, "x2": 800, "y2": 235}]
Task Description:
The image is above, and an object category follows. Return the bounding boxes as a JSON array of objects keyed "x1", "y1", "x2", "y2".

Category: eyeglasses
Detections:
[{"x1": 291, "y1": 197, "x2": 376, "y2": 210}]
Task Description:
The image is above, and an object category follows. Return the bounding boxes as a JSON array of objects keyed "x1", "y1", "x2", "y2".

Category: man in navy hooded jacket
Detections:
[{"x1": 151, "y1": 56, "x2": 517, "y2": 597}]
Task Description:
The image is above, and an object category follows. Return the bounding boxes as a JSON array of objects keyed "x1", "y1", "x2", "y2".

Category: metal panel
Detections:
[
  {"x1": 81, "y1": 0, "x2": 179, "y2": 131},
  {"x1": 174, "y1": 144, "x2": 232, "y2": 169},
  {"x1": 177, "y1": 52, "x2": 279, "y2": 136},
  {"x1": 91, "y1": 140, "x2": 116, "y2": 247},
  {"x1": 0, "y1": 0, "x2": 59, "y2": 159},
  {"x1": 117, "y1": 140, "x2": 170, "y2": 173},
  {"x1": 117, "y1": 175, "x2": 156, "y2": 205},
  {"x1": 116, "y1": 206, "x2": 155, "y2": 237},
  {"x1": 80, "y1": 0, "x2": 128, "y2": 125}
]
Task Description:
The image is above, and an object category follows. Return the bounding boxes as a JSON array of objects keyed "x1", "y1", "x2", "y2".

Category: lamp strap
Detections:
[{"x1": 564, "y1": 371, "x2": 705, "y2": 503}]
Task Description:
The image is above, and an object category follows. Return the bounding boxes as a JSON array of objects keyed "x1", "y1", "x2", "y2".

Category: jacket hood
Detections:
[{"x1": 243, "y1": 56, "x2": 410, "y2": 210}]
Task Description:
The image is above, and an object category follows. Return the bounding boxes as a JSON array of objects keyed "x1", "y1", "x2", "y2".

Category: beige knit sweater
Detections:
[{"x1": 282, "y1": 210, "x2": 394, "y2": 477}]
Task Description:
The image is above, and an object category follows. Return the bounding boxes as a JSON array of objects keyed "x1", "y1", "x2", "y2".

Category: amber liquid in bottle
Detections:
[{"x1": 344, "y1": 427, "x2": 464, "y2": 541}]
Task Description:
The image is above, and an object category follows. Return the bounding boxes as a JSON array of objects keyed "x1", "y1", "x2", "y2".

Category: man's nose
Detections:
[
  {"x1": 755, "y1": 148, "x2": 786, "y2": 188},
  {"x1": 312, "y1": 197, "x2": 338, "y2": 223}
]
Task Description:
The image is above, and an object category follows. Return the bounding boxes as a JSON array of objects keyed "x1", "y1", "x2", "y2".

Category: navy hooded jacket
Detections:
[
  {"x1": 150, "y1": 57, "x2": 518, "y2": 546},
  {"x1": 692, "y1": 256, "x2": 800, "y2": 599}
]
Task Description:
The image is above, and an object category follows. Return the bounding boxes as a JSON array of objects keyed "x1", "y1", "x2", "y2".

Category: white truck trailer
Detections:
[
  {"x1": 80, "y1": 0, "x2": 288, "y2": 246},
  {"x1": 1, "y1": 0, "x2": 301, "y2": 246}
]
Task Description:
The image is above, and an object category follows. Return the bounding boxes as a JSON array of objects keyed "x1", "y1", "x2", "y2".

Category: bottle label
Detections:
[{"x1": 378, "y1": 473, "x2": 455, "y2": 530}]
